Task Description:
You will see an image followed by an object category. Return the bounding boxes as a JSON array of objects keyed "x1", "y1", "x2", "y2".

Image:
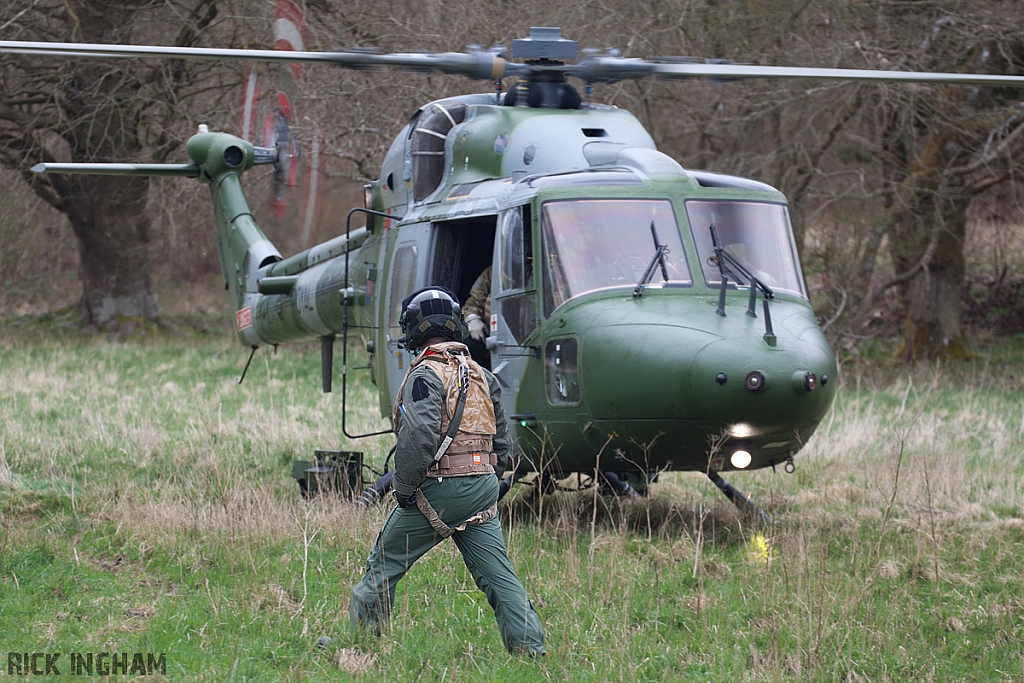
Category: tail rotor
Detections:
[
  {"x1": 266, "y1": 92, "x2": 298, "y2": 220},
  {"x1": 236, "y1": 0, "x2": 324, "y2": 244}
]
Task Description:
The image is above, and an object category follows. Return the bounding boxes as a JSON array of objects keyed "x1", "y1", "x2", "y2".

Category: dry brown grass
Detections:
[
  {"x1": 335, "y1": 647, "x2": 377, "y2": 674},
  {"x1": 2, "y1": 332, "x2": 1022, "y2": 682}
]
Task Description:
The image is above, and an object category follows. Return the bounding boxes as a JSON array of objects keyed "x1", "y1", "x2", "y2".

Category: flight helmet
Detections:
[{"x1": 398, "y1": 287, "x2": 466, "y2": 351}]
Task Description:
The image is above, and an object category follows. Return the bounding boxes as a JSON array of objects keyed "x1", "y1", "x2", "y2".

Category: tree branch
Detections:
[
  {"x1": 868, "y1": 211, "x2": 944, "y2": 304},
  {"x1": 948, "y1": 116, "x2": 1024, "y2": 177}
]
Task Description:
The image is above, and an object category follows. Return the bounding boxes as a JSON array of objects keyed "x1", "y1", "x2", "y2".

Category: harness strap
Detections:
[
  {"x1": 432, "y1": 452, "x2": 498, "y2": 470},
  {"x1": 428, "y1": 451, "x2": 497, "y2": 477},
  {"x1": 414, "y1": 489, "x2": 498, "y2": 538},
  {"x1": 432, "y1": 358, "x2": 471, "y2": 462}
]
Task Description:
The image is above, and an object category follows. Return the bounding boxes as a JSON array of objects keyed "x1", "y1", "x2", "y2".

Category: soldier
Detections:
[
  {"x1": 463, "y1": 265, "x2": 491, "y2": 343},
  {"x1": 349, "y1": 287, "x2": 545, "y2": 656}
]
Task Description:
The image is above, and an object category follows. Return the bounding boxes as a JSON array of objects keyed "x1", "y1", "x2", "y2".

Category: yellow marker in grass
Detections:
[{"x1": 749, "y1": 533, "x2": 771, "y2": 565}]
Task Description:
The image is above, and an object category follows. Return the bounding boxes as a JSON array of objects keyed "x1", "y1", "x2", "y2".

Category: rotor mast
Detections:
[{"x1": 505, "y1": 28, "x2": 583, "y2": 108}]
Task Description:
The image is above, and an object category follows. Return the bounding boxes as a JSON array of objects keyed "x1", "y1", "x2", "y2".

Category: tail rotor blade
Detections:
[
  {"x1": 273, "y1": 0, "x2": 311, "y2": 80},
  {"x1": 298, "y1": 128, "x2": 325, "y2": 249}
]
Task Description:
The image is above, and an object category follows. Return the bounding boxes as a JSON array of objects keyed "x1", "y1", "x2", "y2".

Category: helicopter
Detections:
[{"x1": 5, "y1": 27, "x2": 1024, "y2": 517}]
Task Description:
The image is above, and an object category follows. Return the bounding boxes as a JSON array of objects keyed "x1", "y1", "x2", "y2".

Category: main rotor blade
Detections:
[
  {"x1": 32, "y1": 162, "x2": 200, "y2": 177},
  {"x1": 0, "y1": 40, "x2": 523, "y2": 80},
  {"x1": 575, "y1": 58, "x2": 1024, "y2": 87},
  {"x1": 7, "y1": 39, "x2": 1024, "y2": 87}
]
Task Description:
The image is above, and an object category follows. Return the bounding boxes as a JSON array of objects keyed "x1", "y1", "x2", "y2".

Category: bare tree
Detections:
[
  {"x1": 640, "y1": 1, "x2": 1024, "y2": 359},
  {"x1": 851, "y1": 7, "x2": 1024, "y2": 359},
  {"x1": 3, "y1": 0, "x2": 1022, "y2": 354},
  {"x1": 0, "y1": 0, "x2": 241, "y2": 324}
]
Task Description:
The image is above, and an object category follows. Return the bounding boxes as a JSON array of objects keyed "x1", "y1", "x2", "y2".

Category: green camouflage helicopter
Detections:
[{"x1": 5, "y1": 27, "x2": 1024, "y2": 516}]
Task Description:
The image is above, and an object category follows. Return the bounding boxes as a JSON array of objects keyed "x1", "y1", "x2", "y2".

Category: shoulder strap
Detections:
[{"x1": 432, "y1": 355, "x2": 471, "y2": 462}]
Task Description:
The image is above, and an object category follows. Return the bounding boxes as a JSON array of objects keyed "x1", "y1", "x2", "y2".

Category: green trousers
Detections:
[{"x1": 350, "y1": 475, "x2": 545, "y2": 655}]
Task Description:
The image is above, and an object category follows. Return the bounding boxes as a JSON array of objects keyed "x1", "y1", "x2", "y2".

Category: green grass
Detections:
[{"x1": 1, "y1": 322, "x2": 1023, "y2": 681}]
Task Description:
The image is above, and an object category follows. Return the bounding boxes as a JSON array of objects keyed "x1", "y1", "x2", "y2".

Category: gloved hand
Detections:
[
  {"x1": 466, "y1": 314, "x2": 487, "y2": 342},
  {"x1": 353, "y1": 487, "x2": 381, "y2": 508},
  {"x1": 394, "y1": 490, "x2": 417, "y2": 508}
]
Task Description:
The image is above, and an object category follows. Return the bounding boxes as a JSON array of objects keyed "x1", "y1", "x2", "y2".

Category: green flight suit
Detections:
[{"x1": 349, "y1": 344, "x2": 545, "y2": 655}]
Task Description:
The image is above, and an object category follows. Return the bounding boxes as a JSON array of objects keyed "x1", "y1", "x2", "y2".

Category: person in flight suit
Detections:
[{"x1": 349, "y1": 286, "x2": 545, "y2": 656}]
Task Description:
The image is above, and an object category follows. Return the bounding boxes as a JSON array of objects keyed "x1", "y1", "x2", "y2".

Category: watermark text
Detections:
[{"x1": 6, "y1": 652, "x2": 166, "y2": 676}]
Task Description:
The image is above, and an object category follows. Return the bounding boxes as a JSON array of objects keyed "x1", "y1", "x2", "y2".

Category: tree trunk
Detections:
[
  {"x1": 889, "y1": 176, "x2": 973, "y2": 361},
  {"x1": 62, "y1": 174, "x2": 157, "y2": 324},
  {"x1": 0, "y1": 0, "x2": 229, "y2": 325}
]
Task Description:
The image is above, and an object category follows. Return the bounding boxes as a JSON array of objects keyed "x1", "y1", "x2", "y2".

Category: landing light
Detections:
[
  {"x1": 730, "y1": 449, "x2": 752, "y2": 469},
  {"x1": 728, "y1": 423, "x2": 755, "y2": 438}
]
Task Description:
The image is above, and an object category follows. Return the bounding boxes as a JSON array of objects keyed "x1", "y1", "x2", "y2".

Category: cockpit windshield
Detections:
[
  {"x1": 541, "y1": 199, "x2": 691, "y2": 316},
  {"x1": 685, "y1": 200, "x2": 806, "y2": 298}
]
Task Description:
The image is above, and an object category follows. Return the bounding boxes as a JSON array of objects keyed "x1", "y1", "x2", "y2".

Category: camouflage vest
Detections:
[{"x1": 394, "y1": 341, "x2": 496, "y2": 476}]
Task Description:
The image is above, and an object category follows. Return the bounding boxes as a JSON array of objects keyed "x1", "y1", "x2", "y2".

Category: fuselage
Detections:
[{"x1": 214, "y1": 93, "x2": 837, "y2": 474}]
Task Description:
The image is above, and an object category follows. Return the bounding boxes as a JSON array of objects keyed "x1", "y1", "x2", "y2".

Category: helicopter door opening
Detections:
[{"x1": 427, "y1": 215, "x2": 497, "y2": 369}]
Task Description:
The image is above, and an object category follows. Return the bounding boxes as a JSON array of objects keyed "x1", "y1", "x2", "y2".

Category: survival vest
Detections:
[{"x1": 393, "y1": 341, "x2": 497, "y2": 476}]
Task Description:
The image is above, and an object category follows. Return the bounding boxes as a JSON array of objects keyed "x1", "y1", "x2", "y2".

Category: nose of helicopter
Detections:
[
  {"x1": 685, "y1": 336, "x2": 837, "y2": 431},
  {"x1": 581, "y1": 323, "x2": 716, "y2": 420},
  {"x1": 580, "y1": 321, "x2": 836, "y2": 432}
]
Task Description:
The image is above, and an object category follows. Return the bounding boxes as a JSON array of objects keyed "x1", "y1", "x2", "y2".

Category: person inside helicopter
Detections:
[{"x1": 463, "y1": 265, "x2": 491, "y2": 364}]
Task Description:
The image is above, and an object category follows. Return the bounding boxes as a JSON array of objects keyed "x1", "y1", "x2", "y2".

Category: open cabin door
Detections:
[
  {"x1": 382, "y1": 222, "x2": 431, "y2": 407},
  {"x1": 376, "y1": 215, "x2": 498, "y2": 413},
  {"x1": 426, "y1": 214, "x2": 496, "y2": 365}
]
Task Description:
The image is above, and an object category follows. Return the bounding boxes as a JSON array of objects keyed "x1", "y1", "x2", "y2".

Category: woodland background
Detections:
[
  {"x1": 2, "y1": 0, "x2": 1024, "y2": 359},
  {"x1": 2, "y1": 4, "x2": 1024, "y2": 680}
]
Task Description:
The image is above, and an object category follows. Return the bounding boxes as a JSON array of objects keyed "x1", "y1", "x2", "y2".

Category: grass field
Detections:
[{"x1": 1, "y1": 318, "x2": 1023, "y2": 682}]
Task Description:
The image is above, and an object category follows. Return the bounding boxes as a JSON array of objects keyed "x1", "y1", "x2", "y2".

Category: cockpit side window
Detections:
[
  {"x1": 499, "y1": 206, "x2": 534, "y2": 292},
  {"x1": 496, "y1": 205, "x2": 536, "y2": 344},
  {"x1": 500, "y1": 209, "x2": 523, "y2": 291}
]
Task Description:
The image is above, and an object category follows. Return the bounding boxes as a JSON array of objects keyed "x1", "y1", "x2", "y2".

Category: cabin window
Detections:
[
  {"x1": 540, "y1": 199, "x2": 691, "y2": 316},
  {"x1": 389, "y1": 244, "x2": 418, "y2": 335},
  {"x1": 410, "y1": 103, "x2": 466, "y2": 202},
  {"x1": 685, "y1": 200, "x2": 806, "y2": 298}
]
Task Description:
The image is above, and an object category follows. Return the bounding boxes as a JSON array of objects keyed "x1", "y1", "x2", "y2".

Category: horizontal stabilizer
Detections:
[{"x1": 31, "y1": 162, "x2": 200, "y2": 178}]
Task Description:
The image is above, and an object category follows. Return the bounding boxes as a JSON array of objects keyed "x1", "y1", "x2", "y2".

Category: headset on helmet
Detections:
[{"x1": 398, "y1": 286, "x2": 466, "y2": 351}]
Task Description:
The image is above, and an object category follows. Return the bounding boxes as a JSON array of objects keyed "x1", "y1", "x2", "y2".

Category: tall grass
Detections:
[{"x1": 1, "y1": 326, "x2": 1022, "y2": 681}]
